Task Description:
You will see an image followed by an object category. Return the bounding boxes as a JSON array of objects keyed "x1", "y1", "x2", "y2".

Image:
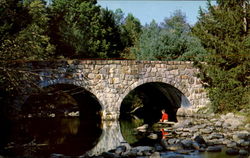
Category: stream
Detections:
[{"x1": 0, "y1": 116, "x2": 241, "y2": 158}]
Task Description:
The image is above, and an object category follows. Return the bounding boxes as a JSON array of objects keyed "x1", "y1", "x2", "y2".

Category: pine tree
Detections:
[{"x1": 192, "y1": 0, "x2": 250, "y2": 112}]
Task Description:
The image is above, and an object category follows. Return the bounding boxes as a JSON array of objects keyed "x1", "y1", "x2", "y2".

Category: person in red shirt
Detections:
[{"x1": 160, "y1": 109, "x2": 168, "y2": 122}]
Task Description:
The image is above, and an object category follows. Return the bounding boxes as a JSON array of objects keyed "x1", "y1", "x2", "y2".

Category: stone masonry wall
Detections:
[{"x1": 12, "y1": 60, "x2": 210, "y2": 120}]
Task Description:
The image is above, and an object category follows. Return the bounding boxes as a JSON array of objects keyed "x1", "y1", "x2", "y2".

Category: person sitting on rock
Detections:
[{"x1": 160, "y1": 109, "x2": 168, "y2": 122}]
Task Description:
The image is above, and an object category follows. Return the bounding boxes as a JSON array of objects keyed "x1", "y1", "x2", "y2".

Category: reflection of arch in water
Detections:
[
  {"x1": 21, "y1": 84, "x2": 103, "y2": 156},
  {"x1": 86, "y1": 121, "x2": 130, "y2": 157},
  {"x1": 120, "y1": 82, "x2": 191, "y2": 123}
]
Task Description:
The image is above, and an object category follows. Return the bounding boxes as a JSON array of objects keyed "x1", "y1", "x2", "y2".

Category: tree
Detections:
[
  {"x1": 0, "y1": 0, "x2": 55, "y2": 117},
  {"x1": 49, "y1": 0, "x2": 100, "y2": 58},
  {"x1": 132, "y1": 20, "x2": 161, "y2": 60},
  {"x1": 120, "y1": 13, "x2": 142, "y2": 59},
  {"x1": 0, "y1": 0, "x2": 30, "y2": 46},
  {"x1": 0, "y1": 0, "x2": 55, "y2": 60},
  {"x1": 133, "y1": 10, "x2": 206, "y2": 61},
  {"x1": 98, "y1": 8, "x2": 125, "y2": 58},
  {"x1": 192, "y1": 0, "x2": 250, "y2": 112},
  {"x1": 49, "y1": 0, "x2": 126, "y2": 58}
]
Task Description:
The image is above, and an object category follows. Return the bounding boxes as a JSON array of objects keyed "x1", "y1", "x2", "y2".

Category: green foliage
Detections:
[
  {"x1": 192, "y1": 0, "x2": 250, "y2": 113},
  {"x1": 122, "y1": 13, "x2": 142, "y2": 47},
  {"x1": 0, "y1": 0, "x2": 29, "y2": 44},
  {"x1": 0, "y1": 0, "x2": 55, "y2": 113},
  {"x1": 49, "y1": 0, "x2": 100, "y2": 58},
  {"x1": 0, "y1": 0, "x2": 55, "y2": 60},
  {"x1": 132, "y1": 10, "x2": 207, "y2": 61},
  {"x1": 49, "y1": 0, "x2": 126, "y2": 58},
  {"x1": 112, "y1": 10, "x2": 142, "y2": 59},
  {"x1": 99, "y1": 8, "x2": 125, "y2": 58}
]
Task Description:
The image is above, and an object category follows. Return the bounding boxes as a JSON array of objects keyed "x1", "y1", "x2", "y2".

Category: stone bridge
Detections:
[{"x1": 12, "y1": 60, "x2": 210, "y2": 120}]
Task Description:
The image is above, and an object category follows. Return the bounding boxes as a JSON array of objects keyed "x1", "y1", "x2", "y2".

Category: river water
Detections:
[{"x1": 0, "y1": 116, "x2": 239, "y2": 158}]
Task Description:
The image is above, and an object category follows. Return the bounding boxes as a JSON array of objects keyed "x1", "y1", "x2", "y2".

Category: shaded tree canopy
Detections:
[
  {"x1": 0, "y1": 0, "x2": 54, "y2": 60},
  {"x1": 192, "y1": 0, "x2": 250, "y2": 112}
]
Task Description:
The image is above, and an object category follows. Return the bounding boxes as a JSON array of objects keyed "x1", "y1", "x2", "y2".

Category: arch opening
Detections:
[
  {"x1": 120, "y1": 82, "x2": 191, "y2": 124},
  {"x1": 2, "y1": 84, "x2": 103, "y2": 157}
]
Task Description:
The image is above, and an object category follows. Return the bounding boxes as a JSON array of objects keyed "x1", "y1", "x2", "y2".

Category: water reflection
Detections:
[
  {"x1": 86, "y1": 121, "x2": 130, "y2": 156},
  {"x1": 161, "y1": 128, "x2": 170, "y2": 139},
  {"x1": 120, "y1": 117, "x2": 163, "y2": 147},
  {"x1": 1, "y1": 117, "x2": 102, "y2": 157},
  {"x1": 0, "y1": 116, "x2": 239, "y2": 158}
]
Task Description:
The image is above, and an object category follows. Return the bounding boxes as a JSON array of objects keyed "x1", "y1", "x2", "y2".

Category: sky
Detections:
[{"x1": 97, "y1": 0, "x2": 217, "y2": 26}]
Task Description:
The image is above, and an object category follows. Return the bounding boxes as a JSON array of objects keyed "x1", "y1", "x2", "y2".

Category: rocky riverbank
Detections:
[
  {"x1": 3, "y1": 113, "x2": 248, "y2": 158},
  {"x1": 75, "y1": 113, "x2": 249, "y2": 158}
]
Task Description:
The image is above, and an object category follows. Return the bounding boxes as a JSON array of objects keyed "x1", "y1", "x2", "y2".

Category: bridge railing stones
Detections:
[{"x1": 9, "y1": 60, "x2": 210, "y2": 120}]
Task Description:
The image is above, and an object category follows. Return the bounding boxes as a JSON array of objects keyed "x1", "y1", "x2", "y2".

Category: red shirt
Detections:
[{"x1": 162, "y1": 113, "x2": 168, "y2": 121}]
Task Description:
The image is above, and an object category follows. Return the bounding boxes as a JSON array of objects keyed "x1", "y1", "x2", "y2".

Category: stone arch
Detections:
[
  {"x1": 117, "y1": 78, "x2": 191, "y2": 122},
  {"x1": 118, "y1": 78, "x2": 191, "y2": 109},
  {"x1": 21, "y1": 78, "x2": 105, "y2": 118},
  {"x1": 37, "y1": 77, "x2": 104, "y2": 111}
]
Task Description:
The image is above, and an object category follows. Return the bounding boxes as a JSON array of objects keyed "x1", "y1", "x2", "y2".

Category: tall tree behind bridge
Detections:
[
  {"x1": 132, "y1": 10, "x2": 207, "y2": 61},
  {"x1": 48, "y1": 0, "x2": 125, "y2": 58},
  {"x1": 119, "y1": 12, "x2": 142, "y2": 59},
  {"x1": 192, "y1": 0, "x2": 250, "y2": 112}
]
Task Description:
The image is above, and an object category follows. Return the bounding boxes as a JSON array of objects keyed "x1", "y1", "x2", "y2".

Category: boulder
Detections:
[
  {"x1": 189, "y1": 126, "x2": 199, "y2": 133},
  {"x1": 161, "y1": 139, "x2": 169, "y2": 149},
  {"x1": 245, "y1": 124, "x2": 250, "y2": 130},
  {"x1": 115, "y1": 146, "x2": 126, "y2": 155},
  {"x1": 181, "y1": 139, "x2": 193, "y2": 149},
  {"x1": 176, "y1": 149, "x2": 193, "y2": 154},
  {"x1": 239, "y1": 149, "x2": 248, "y2": 156},
  {"x1": 235, "y1": 131, "x2": 249, "y2": 140},
  {"x1": 154, "y1": 144, "x2": 163, "y2": 151},
  {"x1": 173, "y1": 120, "x2": 192, "y2": 129},
  {"x1": 123, "y1": 150, "x2": 137, "y2": 157},
  {"x1": 168, "y1": 138, "x2": 177, "y2": 145},
  {"x1": 166, "y1": 143, "x2": 183, "y2": 151},
  {"x1": 102, "y1": 152, "x2": 119, "y2": 158},
  {"x1": 226, "y1": 148, "x2": 239, "y2": 155},
  {"x1": 194, "y1": 135, "x2": 206, "y2": 145},
  {"x1": 192, "y1": 142, "x2": 200, "y2": 150},
  {"x1": 221, "y1": 113, "x2": 243, "y2": 129},
  {"x1": 226, "y1": 141, "x2": 237, "y2": 148},
  {"x1": 209, "y1": 139, "x2": 224, "y2": 145},
  {"x1": 136, "y1": 124, "x2": 149, "y2": 132},
  {"x1": 238, "y1": 140, "x2": 250, "y2": 147},
  {"x1": 200, "y1": 128, "x2": 213, "y2": 134},
  {"x1": 147, "y1": 133, "x2": 158, "y2": 140},
  {"x1": 132, "y1": 146, "x2": 154, "y2": 154},
  {"x1": 206, "y1": 146, "x2": 222, "y2": 152},
  {"x1": 149, "y1": 152, "x2": 161, "y2": 158},
  {"x1": 208, "y1": 133, "x2": 224, "y2": 139}
]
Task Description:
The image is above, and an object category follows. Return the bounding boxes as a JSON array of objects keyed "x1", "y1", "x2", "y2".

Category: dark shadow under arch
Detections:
[
  {"x1": 2, "y1": 84, "x2": 103, "y2": 157},
  {"x1": 22, "y1": 84, "x2": 102, "y2": 120},
  {"x1": 120, "y1": 82, "x2": 190, "y2": 124}
]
